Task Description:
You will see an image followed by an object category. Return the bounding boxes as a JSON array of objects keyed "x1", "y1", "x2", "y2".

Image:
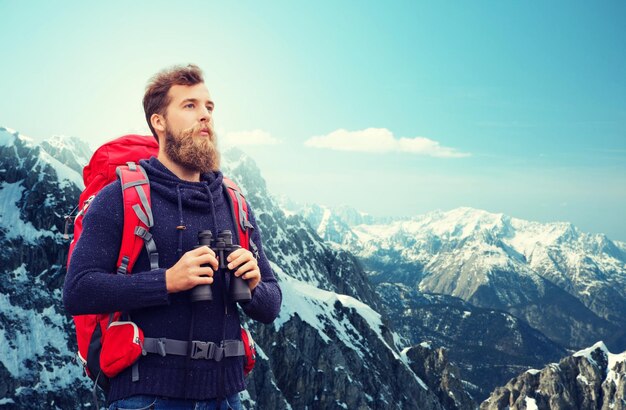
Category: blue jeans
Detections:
[{"x1": 108, "y1": 393, "x2": 243, "y2": 410}]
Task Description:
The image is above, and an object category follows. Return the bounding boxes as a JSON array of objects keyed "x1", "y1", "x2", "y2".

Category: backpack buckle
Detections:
[{"x1": 190, "y1": 341, "x2": 216, "y2": 360}]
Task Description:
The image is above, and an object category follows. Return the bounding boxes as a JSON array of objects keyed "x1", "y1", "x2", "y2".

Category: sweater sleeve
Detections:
[
  {"x1": 240, "y1": 206, "x2": 282, "y2": 324},
  {"x1": 63, "y1": 182, "x2": 170, "y2": 315}
]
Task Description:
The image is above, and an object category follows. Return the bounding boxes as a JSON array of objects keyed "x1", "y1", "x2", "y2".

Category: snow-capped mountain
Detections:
[
  {"x1": 276, "y1": 199, "x2": 397, "y2": 248},
  {"x1": 481, "y1": 341, "x2": 626, "y2": 409},
  {"x1": 40, "y1": 135, "x2": 92, "y2": 175},
  {"x1": 0, "y1": 127, "x2": 91, "y2": 408},
  {"x1": 308, "y1": 206, "x2": 626, "y2": 351},
  {"x1": 1, "y1": 129, "x2": 465, "y2": 409}
]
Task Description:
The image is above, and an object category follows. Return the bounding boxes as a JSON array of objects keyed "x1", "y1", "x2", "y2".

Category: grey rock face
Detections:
[
  {"x1": 247, "y1": 311, "x2": 446, "y2": 410},
  {"x1": 377, "y1": 283, "x2": 567, "y2": 401},
  {"x1": 480, "y1": 342, "x2": 626, "y2": 410},
  {"x1": 403, "y1": 344, "x2": 477, "y2": 410}
]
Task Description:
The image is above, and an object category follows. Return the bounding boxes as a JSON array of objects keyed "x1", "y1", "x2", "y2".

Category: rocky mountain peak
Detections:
[
  {"x1": 221, "y1": 146, "x2": 268, "y2": 200},
  {"x1": 403, "y1": 343, "x2": 477, "y2": 410},
  {"x1": 481, "y1": 341, "x2": 626, "y2": 410},
  {"x1": 40, "y1": 134, "x2": 91, "y2": 175}
]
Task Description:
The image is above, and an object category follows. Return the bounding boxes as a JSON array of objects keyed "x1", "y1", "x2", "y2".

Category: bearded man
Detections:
[{"x1": 64, "y1": 64, "x2": 282, "y2": 410}]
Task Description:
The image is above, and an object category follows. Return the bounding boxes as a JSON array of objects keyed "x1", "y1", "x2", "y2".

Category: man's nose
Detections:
[{"x1": 199, "y1": 106, "x2": 211, "y2": 121}]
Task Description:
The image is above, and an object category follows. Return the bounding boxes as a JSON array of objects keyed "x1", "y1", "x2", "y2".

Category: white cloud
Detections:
[
  {"x1": 304, "y1": 128, "x2": 470, "y2": 158},
  {"x1": 221, "y1": 129, "x2": 280, "y2": 147}
]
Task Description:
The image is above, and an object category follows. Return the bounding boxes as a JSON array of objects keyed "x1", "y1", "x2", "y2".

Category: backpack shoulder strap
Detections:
[
  {"x1": 222, "y1": 177, "x2": 256, "y2": 255},
  {"x1": 116, "y1": 162, "x2": 158, "y2": 274}
]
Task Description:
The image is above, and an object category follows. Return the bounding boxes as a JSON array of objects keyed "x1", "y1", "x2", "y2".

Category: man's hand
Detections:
[
  {"x1": 165, "y1": 246, "x2": 218, "y2": 293},
  {"x1": 227, "y1": 248, "x2": 261, "y2": 291}
]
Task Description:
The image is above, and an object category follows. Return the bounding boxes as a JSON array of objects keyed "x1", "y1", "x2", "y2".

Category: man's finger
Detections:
[
  {"x1": 226, "y1": 248, "x2": 245, "y2": 262},
  {"x1": 196, "y1": 253, "x2": 219, "y2": 270},
  {"x1": 234, "y1": 260, "x2": 257, "y2": 276},
  {"x1": 193, "y1": 275, "x2": 214, "y2": 286},
  {"x1": 190, "y1": 245, "x2": 216, "y2": 257},
  {"x1": 227, "y1": 250, "x2": 253, "y2": 270},
  {"x1": 242, "y1": 268, "x2": 260, "y2": 280},
  {"x1": 195, "y1": 266, "x2": 214, "y2": 277}
]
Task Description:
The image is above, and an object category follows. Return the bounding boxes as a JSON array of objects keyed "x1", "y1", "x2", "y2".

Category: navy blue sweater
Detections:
[{"x1": 63, "y1": 157, "x2": 282, "y2": 403}]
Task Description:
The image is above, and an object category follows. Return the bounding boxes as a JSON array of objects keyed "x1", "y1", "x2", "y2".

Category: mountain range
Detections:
[
  {"x1": 1, "y1": 125, "x2": 625, "y2": 409},
  {"x1": 295, "y1": 201, "x2": 626, "y2": 352}
]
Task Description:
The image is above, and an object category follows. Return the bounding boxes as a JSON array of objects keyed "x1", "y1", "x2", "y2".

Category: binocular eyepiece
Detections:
[{"x1": 191, "y1": 229, "x2": 252, "y2": 303}]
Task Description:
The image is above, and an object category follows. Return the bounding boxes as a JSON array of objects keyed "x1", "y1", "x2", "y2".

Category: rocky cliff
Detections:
[{"x1": 481, "y1": 341, "x2": 626, "y2": 410}]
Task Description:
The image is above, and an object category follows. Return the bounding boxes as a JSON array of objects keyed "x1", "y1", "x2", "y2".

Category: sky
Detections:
[{"x1": 1, "y1": 1, "x2": 625, "y2": 241}]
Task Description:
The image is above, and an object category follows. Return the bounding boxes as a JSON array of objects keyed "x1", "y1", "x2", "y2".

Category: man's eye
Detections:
[
  {"x1": 185, "y1": 103, "x2": 195, "y2": 109},
  {"x1": 206, "y1": 106, "x2": 214, "y2": 112}
]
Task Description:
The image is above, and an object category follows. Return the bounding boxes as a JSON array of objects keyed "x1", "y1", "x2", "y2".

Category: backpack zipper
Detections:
[{"x1": 108, "y1": 321, "x2": 140, "y2": 345}]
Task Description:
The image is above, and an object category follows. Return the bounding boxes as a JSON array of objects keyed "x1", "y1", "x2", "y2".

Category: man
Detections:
[{"x1": 64, "y1": 64, "x2": 282, "y2": 409}]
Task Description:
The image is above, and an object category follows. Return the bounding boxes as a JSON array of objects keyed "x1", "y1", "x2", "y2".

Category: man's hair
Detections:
[{"x1": 143, "y1": 64, "x2": 205, "y2": 141}]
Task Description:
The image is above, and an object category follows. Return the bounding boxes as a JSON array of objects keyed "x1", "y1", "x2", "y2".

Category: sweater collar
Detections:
[{"x1": 139, "y1": 157, "x2": 225, "y2": 210}]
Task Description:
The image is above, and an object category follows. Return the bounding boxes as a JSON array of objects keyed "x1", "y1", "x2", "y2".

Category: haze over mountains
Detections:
[{"x1": 1, "y1": 126, "x2": 625, "y2": 409}]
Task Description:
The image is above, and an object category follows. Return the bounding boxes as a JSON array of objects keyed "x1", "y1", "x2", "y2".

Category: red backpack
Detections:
[{"x1": 67, "y1": 134, "x2": 257, "y2": 391}]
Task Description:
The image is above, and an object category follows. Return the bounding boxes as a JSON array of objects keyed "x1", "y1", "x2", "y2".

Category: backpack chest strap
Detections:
[{"x1": 142, "y1": 337, "x2": 244, "y2": 362}]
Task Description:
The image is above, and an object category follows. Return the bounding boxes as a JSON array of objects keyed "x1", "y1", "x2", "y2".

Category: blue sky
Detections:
[{"x1": 1, "y1": 1, "x2": 625, "y2": 241}]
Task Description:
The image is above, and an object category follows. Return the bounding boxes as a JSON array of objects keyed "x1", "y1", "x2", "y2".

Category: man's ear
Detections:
[{"x1": 151, "y1": 113, "x2": 166, "y2": 134}]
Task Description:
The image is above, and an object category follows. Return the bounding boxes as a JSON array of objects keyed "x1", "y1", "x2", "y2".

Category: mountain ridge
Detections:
[
  {"x1": 481, "y1": 341, "x2": 626, "y2": 409},
  {"x1": 302, "y1": 200, "x2": 626, "y2": 352}
]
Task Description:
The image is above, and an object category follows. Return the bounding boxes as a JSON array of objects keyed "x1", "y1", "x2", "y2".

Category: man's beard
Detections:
[{"x1": 164, "y1": 123, "x2": 220, "y2": 174}]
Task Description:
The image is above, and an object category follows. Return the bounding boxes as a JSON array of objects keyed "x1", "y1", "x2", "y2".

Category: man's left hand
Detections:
[{"x1": 226, "y1": 249, "x2": 261, "y2": 291}]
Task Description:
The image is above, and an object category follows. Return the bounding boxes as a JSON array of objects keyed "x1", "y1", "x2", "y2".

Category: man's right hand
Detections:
[{"x1": 165, "y1": 246, "x2": 219, "y2": 293}]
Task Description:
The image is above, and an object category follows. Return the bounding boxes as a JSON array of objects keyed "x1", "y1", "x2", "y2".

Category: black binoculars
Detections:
[{"x1": 191, "y1": 229, "x2": 252, "y2": 303}]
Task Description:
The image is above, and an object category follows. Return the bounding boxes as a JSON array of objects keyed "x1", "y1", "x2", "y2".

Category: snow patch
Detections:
[
  {"x1": 577, "y1": 374, "x2": 589, "y2": 385},
  {"x1": 273, "y1": 267, "x2": 429, "y2": 391},
  {"x1": 274, "y1": 269, "x2": 388, "y2": 355},
  {"x1": 524, "y1": 397, "x2": 538, "y2": 410},
  {"x1": 606, "y1": 348, "x2": 626, "y2": 384},
  {"x1": 254, "y1": 343, "x2": 269, "y2": 361},
  {"x1": 573, "y1": 341, "x2": 609, "y2": 367},
  {"x1": 36, "y1": 145, "x2": 84, "y2": 189},
  {"x1": 0, "y1": 292, "x2": 83, "y2": 389},
  {"x1": 238, "y1": 389, "x2": 256, "y2": 408},
  {"x1": 0, "y1": 126, "x2": 19, "y2": 146},
  {"x1": 574, "y1": 341, "x2": 626, "y2": 385},
  {"x1": 0, "y1": 182, "x2": 56, "y2": 242},
  {"x1": 317, "y1": 207, "x2": 331, "y2": 236}
]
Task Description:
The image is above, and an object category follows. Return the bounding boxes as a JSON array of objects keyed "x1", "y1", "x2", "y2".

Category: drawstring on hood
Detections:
[
  {"x1": 176, "y1": 184, "x2": 184, "y2": 258},
  {"x1": 204, "y1": 184, "x2": 219, "y2": 238}
]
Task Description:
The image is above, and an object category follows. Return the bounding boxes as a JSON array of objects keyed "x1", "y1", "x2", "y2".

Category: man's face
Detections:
[{"x1": 161, "y1": 83, "x2": 220, "y2": 173}]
